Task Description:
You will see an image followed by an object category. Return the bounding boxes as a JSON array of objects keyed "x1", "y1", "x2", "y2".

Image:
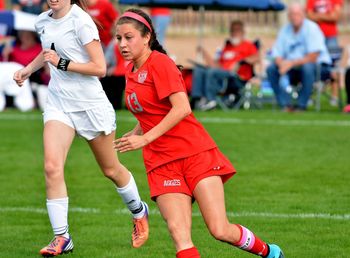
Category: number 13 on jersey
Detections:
[{"x1": 127, "y1": 92, "x2": 143, "y2": 113}]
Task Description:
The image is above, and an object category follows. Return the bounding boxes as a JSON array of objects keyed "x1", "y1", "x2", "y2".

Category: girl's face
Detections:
[
  {"x1": 116, "y1": 23, "x2": 150, "y2": 62},
  {"x1": 47, "y1": 0, "x2": 70, "y2": 12}
]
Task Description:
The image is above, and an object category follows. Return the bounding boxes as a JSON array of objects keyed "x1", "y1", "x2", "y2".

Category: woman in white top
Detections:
[{"x1": 13, "y1": 0, "x2": 149, "y2": 256}]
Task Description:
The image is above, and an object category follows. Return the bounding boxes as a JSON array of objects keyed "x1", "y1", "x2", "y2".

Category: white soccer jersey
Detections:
[{"x1": 35, "y1": 4, "x2": 108, "y2": 112}]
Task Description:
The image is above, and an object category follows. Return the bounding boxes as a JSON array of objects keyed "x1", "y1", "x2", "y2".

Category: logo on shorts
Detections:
[
  {"x1": 164, "y1": 179, "x2": 181, "y2": 187},
  {"x1": 138, "y1": 70, "x2": 148, "y2": 83}
]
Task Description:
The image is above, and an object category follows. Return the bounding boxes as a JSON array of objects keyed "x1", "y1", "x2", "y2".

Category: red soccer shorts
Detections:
[{"x1": 147, "y1": 147, "x2": 236, "y2": 200}]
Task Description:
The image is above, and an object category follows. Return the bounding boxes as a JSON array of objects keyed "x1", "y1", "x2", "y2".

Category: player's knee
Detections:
[
  {"x1": 208, "y1": 222, "x2": 230, "y2": 242},
  {"x1": 44, "y1": 161, "x2": 62, "y2": 175},
  {"x1": 167, "y1": 220, "x2": 191, "y2": 242},
  {"x1": 102, "y1": 162, "x2": 124, "y2": 178},
  {"x1": 101, "y1": 166, "x2": 116, "y2": 179},
  {"x1": 44, "y1": 161, "x2": 64, "y2": 180}
]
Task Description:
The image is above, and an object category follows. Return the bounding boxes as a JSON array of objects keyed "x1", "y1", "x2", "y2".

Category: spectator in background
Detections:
[
  {"x1": 191, "y1": 20, "x2": 259, "y2": 111},
  {"x1": 2, "y1": 30, "x2": 41, "y2": 66},
  {"x1": 150, "y1": 7, "x2": 171, "y2": 45},
  {"x1": 306, "y1": 0, "x2": 342, "y2": 49},
  {"x1": 2, "y1": 30, "x2": 46, "y2": 84},
  {"x1": 344, "y1": 68, "x2": 350, "y2": 113},
  {"x1": 101, "y1": 39, "x2": 129, "y2": 110},
  {"x1": 267, "y1": 3, "x2": 331, "y2": 111},
  {"x1": 2, "y1": 30, "x2": 49, "y2": 110},
  {"x1": 306, "y1": 0, "x2": 343, "y2": 106},
  {"x1": 2, "y1": 30, "x2": 49, "y2": 84},
  {"x1": 12, "y1": 0, "x2": 47, "y2": 14},
  {"x1": 87, "y1": 0, "x2": 118, "y2": 48}
]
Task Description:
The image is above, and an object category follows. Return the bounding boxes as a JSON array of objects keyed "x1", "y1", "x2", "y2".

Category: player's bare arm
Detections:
[
  {"x1": 44, "y1": 40, "x2": 106, "y2": 77},
  {"x1": 115, "y1": 92, "x2": 191, "y2": 153},
  {"x1": 13, "y1": 51, "x2": 45, "y2": 86}
]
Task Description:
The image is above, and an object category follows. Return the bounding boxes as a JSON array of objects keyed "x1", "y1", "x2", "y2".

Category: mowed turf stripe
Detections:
[
  {"x1": 1, "y1": 113, "x2": 350, "y2": 127},
  {"x1": 1, "y1": 207, "x2": 349, "y2": 221}
]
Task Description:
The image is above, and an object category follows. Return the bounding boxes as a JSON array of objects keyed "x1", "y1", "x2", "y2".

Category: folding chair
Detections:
[
  {"x1": 216, "y1": 75, "x2": 257, "y2": 111},
  {"x1": 314, "y1": 46, "x2": 343, "y2": 111},
  {"x1": 216, "y1": 40, "x2": 261, "y2": 111}
]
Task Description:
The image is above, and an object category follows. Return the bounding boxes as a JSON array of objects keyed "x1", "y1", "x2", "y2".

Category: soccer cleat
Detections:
[
  {"x1": 266, "y1": 244, "x2": 284, "y2": 258},
  {"x1": 39, "y1": 235, "x2": 74, "y2": 257},
  {"x1": 132, "y1": 202, "x2": 149, "y2": 248}
]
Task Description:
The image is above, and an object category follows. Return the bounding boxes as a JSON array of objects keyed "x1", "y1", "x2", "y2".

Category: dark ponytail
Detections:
[{"x1": 150, "y1": 38, "x2": 167, "y2": 55}]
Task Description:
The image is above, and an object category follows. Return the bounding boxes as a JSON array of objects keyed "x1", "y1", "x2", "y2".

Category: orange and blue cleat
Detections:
[
  {"x1": 266, "y1": 244, "x2": 284, "y2": 258},
  {"x1": 132, "y1": 202, "x2": 149, "y2": 248},
  {"x1": 39, "y1": 235, "x2": 74, "y2": 257}
]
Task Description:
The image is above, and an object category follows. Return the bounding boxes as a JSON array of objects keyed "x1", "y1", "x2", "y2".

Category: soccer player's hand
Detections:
[
  {"x1": 122, "y1": 131, "x2": 134, "y2": 137},
  {"x1": 13, "y1": 67, "x2": 32, "y2": 87},
  {"x1": 43, "y1": 49, "x2": 60, "y2": 67},
  {"x1": 114, "y1": 135, "x2": 149, "y2": 153}
]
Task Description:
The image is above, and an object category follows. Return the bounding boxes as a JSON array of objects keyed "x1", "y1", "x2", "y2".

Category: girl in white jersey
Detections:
[{"x1": 13, "y1": 0, "x2": 149, "y2": 256}]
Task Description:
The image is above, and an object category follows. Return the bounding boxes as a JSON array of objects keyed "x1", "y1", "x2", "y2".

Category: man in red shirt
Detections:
[
  {"x1": 86, "y1": 0, "x2": 118, "y2": 48},
  {"x1": 306, "y1": 0, "x2": 342, "y2": 49},
  {"x1": 306, "y1": 0, "x2": 343, "y2": 106},
  {"x1": 191, "y1": 20, "x2": 259, "y2": 110}
]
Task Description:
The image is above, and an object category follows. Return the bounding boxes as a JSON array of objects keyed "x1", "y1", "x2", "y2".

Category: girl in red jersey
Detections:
[{"x1": 114, "y1": 9, "x2": 284, "y2": 258}]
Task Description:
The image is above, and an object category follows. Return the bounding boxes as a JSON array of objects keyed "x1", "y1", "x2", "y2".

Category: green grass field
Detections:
[{"x1": 0, "y1": 109, "x2": 349, "y2": 258}]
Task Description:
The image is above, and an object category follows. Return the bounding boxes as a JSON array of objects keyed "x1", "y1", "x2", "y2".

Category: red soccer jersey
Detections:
[
  {"x1": 219, "y1": 40, "x2": 257, "y2": 81},
  {"x1": 306, "y1": 0, "x2": 343, "y2": 38},
  {"x1": 125, "y1": 51, "x2": 217, "y2": 172},
  {"x1": 87, "y1": 0, "x2": 118, "y2": 46}
]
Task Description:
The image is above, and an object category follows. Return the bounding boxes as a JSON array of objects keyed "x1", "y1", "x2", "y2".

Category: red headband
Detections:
[{"x1": 120, "y1": 12, "x2": 152, "y2": 32}]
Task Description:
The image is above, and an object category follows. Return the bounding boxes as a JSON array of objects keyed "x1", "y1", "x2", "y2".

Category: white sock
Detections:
[
  {"x1": 46, "y1": 197, "x2": 70, "y2": 238},
  {"x1": 116, "y1": 173, "x2": 145, "y2": 219}
]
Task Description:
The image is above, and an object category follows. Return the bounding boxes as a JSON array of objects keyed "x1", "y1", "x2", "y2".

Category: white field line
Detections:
[
  {"x1": 0, "y1": 113, "x2": 349, "y2": 127},
  {"x1": 1, "y1": 206, "x2": 349, "y2": 221}
]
